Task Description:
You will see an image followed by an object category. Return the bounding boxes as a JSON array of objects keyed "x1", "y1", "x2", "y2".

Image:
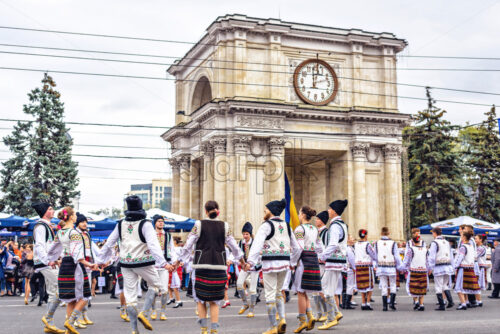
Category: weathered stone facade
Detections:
[{"x1": 162, "y1": 14, "x2": 410, "y2": 240}]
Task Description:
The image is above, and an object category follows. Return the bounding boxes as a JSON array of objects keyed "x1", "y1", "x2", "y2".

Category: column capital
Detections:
[
  {"x1": 168, "y1": 157, "x2": 180, "y2": 170},
  {"x1": 200, "y1": 142, "x2": 214, "y2": 158},
  {"x1": 383, "y1": 144, "x2": 402, "y2": 161},
  {"x1": 350, "y1": 142, "x2": 369, "y2": 160},
  {"x1": 232, "y1": 135, "x2": 252, "y2": 154},
  {"x1": 178, "y1": 154, "x2": 191, "y2": 170},
  {"x1": 209, "y1": 136, "x2": 227, "y2": 153},
  {"x1": 268, "y1": 137, "x2": 286, "y2": 155}
]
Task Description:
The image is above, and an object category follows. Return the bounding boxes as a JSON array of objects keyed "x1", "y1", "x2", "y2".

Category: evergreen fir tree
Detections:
[
  {"x1": 404, "y1": 88, "x2": 466, "y2": 227},
  {"x1": 0, "y1": 74, "x2": 80, "y2": 216},
  {"x1": 460, "y1": 106, "x2": 500, "y2": 222}
]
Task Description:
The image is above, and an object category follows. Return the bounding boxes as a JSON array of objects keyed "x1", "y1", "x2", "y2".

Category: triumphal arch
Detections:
[{"x1": 162, "y1": 14, "x2": 410, "y2": 240}]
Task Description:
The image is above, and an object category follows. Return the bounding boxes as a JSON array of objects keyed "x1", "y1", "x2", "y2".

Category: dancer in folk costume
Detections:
[
  {"x1": 236, "y1": 222, "x2": 261, "y2": 318},
  {"x1": 32, "y1": 202, "x2": 65, "y2": 334},
  {"x1": 168, "y1": 237, "x2": 184, "y2": 309},
  {"x1": 454, "y1": 229, "x2": 481, "y2": 310},
  {"x1": 311, "y1": 211, "x2": 329, "y2": 322},
  {"x1": 73, "y1": 213, "x2": 101, "y2": 326},
  {"x1": 318, "y1": 199, "x2": 349, "y2": 330},
  {"x1": 458, "y1": 225, "x2": 480, "y2": 307},
  {"x1": 351, "y1": 229, "x2": 376, "y2": 311},
  {"x1": 97, "y1": 196, "x2": 170, "y2": 334},
  {"x1": 149, "y1": 214, "x2": 175, "y2": 321},
  {"x1": 403, "y1": 228, "x2": 428, "y2": 311},
  {"x1": 427, "y1": 227, "x2": 455, "y2": 310},
  {"x1": 174, "y1": 200, "x2": 244, "y2": 334},
  {"x1": 291, "y1": 206, "x2": 324, "y2": 333},
  {"x1": 474, "y1": 234, "x2": 488, "y2": 306},
  {"x1": 374, "y1": 227, "x2": 403, "y2": 311},
  {"x1": 344, "y1": 236, "x2": 357, "y2": 310},
  {"x1": 246, "y1": 199, "x2": 301, "y2": 334},
  {"x1": 47, "y1": 207, "x2": 98, "y2": 334}
]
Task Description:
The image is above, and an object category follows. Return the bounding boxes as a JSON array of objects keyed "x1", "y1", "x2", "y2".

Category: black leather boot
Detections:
[
  {"x1": 435, "y1": 294, "x2": 446, "y2": 311},
  {"x1": 382, "y1": 296, "x2": 388, "y2": 311},
  {"x1": 389, "y1": 293, "x2": 397, "y2": 311},
  {"x1": 444, "y1": 290, "x2": 454, "y2": 308},
  {"x1": 345, "y1": 295, "x2": 355, "y2": 309}
]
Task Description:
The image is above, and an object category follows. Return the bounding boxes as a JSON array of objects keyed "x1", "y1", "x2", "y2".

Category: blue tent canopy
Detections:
[{"x1": 0, "y1": 215, "x2": 32, "y2": 228}]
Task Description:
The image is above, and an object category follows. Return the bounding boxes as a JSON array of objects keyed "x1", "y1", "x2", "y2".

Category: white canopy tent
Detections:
[
  {"x1": 145, "y1": 208, "x2": 191, "y2": 222},
  {"x1": 429, "y1": 216, "x2": 500, "y2": 230}
]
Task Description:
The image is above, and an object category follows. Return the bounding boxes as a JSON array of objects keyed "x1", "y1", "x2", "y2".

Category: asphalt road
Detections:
[{"x1": 0, "y1": 286, "x2": 499, "y2": 334}]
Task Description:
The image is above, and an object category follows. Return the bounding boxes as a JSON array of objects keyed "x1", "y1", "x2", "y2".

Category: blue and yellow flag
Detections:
[{"x1": 285, "y1": 172, "x2": 300, "y2": 231}]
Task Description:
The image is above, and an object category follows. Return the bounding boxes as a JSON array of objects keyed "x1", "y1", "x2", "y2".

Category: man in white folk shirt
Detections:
[
  {"x1": 97, "y1": 196, "x2": 171, "y2": 334},
  {"x1": 32, "y1": 201, "x2": 65, "y2": 334},
  {"x1": 245, "y1": 199, "x2": 301, "y2": 334},
  {"x1": 427, "y1": 227, "x2": 455, "y2": 310},
  {"x1": 318, "y1": 199, "x2": 349, "y2": 330}
]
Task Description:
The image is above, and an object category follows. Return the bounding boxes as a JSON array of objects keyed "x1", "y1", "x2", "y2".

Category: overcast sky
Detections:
[{"x1": 0, "y1": 0, "x2": 499, "y2": 213}]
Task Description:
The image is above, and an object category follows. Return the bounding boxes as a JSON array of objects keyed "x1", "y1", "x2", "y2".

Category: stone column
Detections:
[
  {"x1": 190, "y1": 159, "x2": 200, "y2": 219},
  {"x1": 211, "y1": 137, "x2": 227, "y2": 221},
  {"x1": 178, "y1": 154, "x2": 191, "y2": 218},
  {"x1": 233, "y1": 136, "x2": 251, "y2": 237},
  {"x1": 384, "y1": 144, "x2": 403, "y2": 240},
  {"x1": 201, "y1": 142, "x2": 214, "y2": 210},
  {"x1": 267, "y1": 137, "x2": 286, "y2": 206},
  {"x1": 350, "y1": 142, "x2": 368, "y2": 235},
  {"x1": 169, "y1": 158, "x2": 180, "y2": 214}
]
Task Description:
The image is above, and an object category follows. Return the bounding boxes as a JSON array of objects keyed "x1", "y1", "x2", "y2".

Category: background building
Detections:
[{"x1": 126, "y1": 179, "x2": 172, "y2": 211}]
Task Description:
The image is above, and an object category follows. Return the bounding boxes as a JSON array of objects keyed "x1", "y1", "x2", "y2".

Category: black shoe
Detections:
[
  {"x1": 110, "y1": 295, "x2": 118, "y2": 299},
  {"x1": 435, "y1": 294, "x2": 446, "y2": 311},
  {"x1": 167, "y1": 298, "x2": 175, "y2": 305},
  {"x1": 382, "y1": 296, "x2": 388, "y2": 312},
  {"x1": 418, "y1": 305, "x2": 425, "y2": 311},
  {"x1": 370, "y1": 298, "x2": 375, "y2": 303},
  {"x1": 37, "y1": 301, "x2": 42, "y2": 307},
  {"x1": 487, "y1": 283, "x2": 492, "y2": 291},
  {"x1": 173, "y1": 302, "x2": 183, "y2": 308},
  {"x1": 487, "y1": 295, "x2": 500, "y2": 299},
  {"x1": 88, "y1": 300, "x2": 92, "y2": 308},
  {"x1": 469, "y1": 303, "x2": 478, "y2": 308},
  {"x1": 413, "y1": 302, "x2": 420, "y2": 310},
  {"x1": 457, "y1": 304, "x2": 467, "y2": 310},
  {"x1": 234, "y1": 290, "x2": 240, "y2": 298},
  {"x1": 285, "y1": 291, "x2": 290, "y2": 303},
  {"x1": 477, "y1": 302, "x2": 483, "y2": 307},
  {"x1": 360, "y1": 305, "x2": 367, "y2": 310},
  {"x1": 365, "y1": 304, "x2": 373, "y2": 311},
  {"x1": 389, "y1": 293, "x2": 397, "y2": 311}
]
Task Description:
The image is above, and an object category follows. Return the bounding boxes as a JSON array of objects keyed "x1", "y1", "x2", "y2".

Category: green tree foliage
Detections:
[
  {"x1": 459, "y1": 106, "x2": 500, "y2": 222},
  {"x1": 0, "y1": 74, "x2": 79, "y2": 216},
  {"x1": 404, "y1": 88, "x2": 467, "y2": 227},
  {"x1": 89, "y1": 207, "x2": 123, "y2": 220}
]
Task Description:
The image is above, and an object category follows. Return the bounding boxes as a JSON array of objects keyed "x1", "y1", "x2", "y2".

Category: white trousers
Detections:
[
  {"x1": 263, "y1": 270, "x2": 288, "y2": 303},
  {"x1": 347, "y1": 270, "x2": 356, "y2": 295},
  {"x1": 379, "y1": 275, "x2": 397, "y2": 296},
  {"x1": 40, "y1": 267, "x2": 59, "y2": 303},
  {"x1": 322, "y1": 270, "x2": 341, "y2": 298},
  {"x1": 237, "y1": 270, "x2": 259, "y2": 295},
  {"x1": 157, "y1": 268, "x2": 170, "y2": 292},
  {"x1": 122, "y1": 266, "x2": 166, "y2": 307},
  {"x1": 434, "y1": 274, "x2": 451, "y2": 294}
]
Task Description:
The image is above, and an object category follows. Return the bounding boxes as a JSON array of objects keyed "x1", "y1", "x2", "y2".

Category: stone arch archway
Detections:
[{"x1": 190, "y1": 76, "x2": 212, "y2": 114}]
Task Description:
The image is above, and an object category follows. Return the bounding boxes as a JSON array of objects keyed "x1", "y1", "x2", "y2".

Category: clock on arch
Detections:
[{"x1": 293, "y1": 59, "x2": 339, "y2": 106}]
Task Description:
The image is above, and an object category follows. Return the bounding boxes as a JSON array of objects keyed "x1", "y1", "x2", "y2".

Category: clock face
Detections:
[{"x1": 293, "y1": 59, "x2": 338, "y2": 106}]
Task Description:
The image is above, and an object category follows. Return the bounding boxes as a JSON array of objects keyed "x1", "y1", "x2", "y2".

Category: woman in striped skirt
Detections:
[
  {"x1": 475, "y1": 234, "x2": 488, "y2": 307},
  {"x1": 454, "y1": 230, "x2": 481, "y2": 310},
  {"x1": 351, "y1": 229, "x2": 376, "y2": 310},
  {"x1": 291, "y1": 206, "x2": 324, "y2": 333},
  {"x1": 47, "y1": 207, "x2": 98, "y2": 334},
  {"x1": 402, "y1": 228, "x2": 428, "y2": 311},
  {"x1": 174, "y1": 200, "x2": 244, "y2": 334}
]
